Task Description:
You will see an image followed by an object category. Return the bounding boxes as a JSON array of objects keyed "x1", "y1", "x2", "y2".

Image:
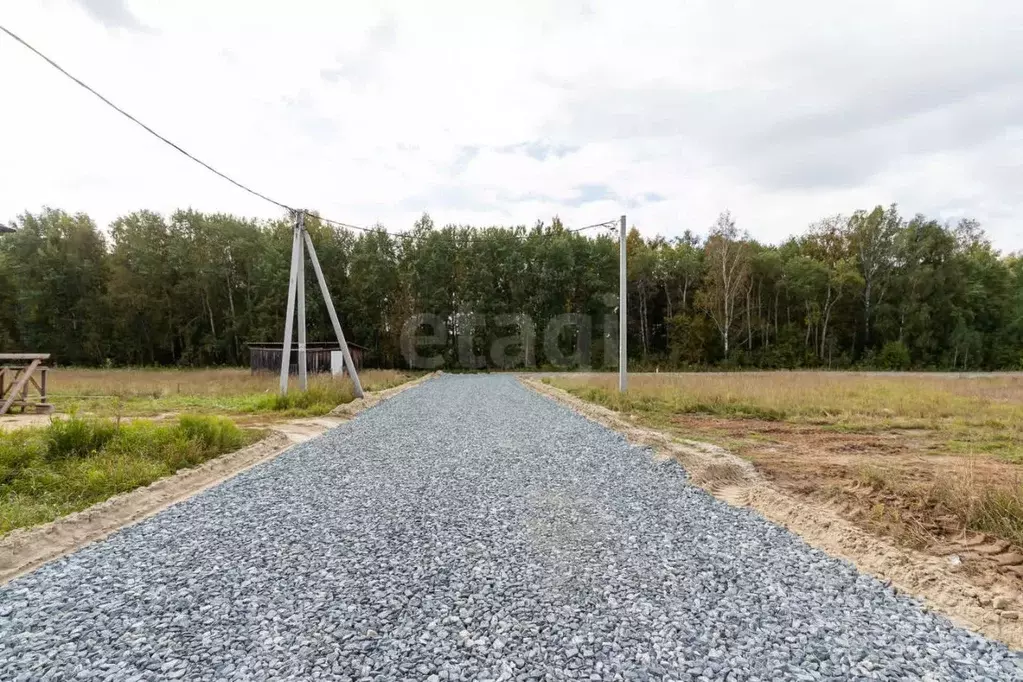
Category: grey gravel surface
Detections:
[{"x1": 1, "y1": 374, "x2": 1020, "y2": 681}]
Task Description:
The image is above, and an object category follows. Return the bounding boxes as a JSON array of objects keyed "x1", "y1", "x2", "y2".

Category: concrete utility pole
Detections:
[
  {"x1": 303, "y1": 229, "x2": 364, "y2": 398},
  {"x1": 279, "y1": 210, "x2": 364, "y2": 398},
  {"x1": 619, "y1": 214, "x2": 627, "y2": 392},
  {"x1": 296, "y1": 212, "x2": 308, "y2": 391},
  {"x1": 279, "y1": 212, "x2": 302, "y2": 394}
]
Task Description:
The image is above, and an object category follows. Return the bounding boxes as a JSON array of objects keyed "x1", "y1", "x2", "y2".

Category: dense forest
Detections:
[{"x1": 1, "y1": 206, "x2": 1020, "y2": 370}]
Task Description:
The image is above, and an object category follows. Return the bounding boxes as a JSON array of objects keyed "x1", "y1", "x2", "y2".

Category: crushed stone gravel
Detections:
[{"x1": 1, "y1": 374, "x2": 1020, "y2": 681}]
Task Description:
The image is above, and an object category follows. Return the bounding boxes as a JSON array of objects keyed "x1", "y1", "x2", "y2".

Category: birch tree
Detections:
[
  {"x1": 697, "y1": 211, "x2": 750, "y2": 357},
  {"x1": 849, "y1": 205, "x2": 899, "y2": 349}
]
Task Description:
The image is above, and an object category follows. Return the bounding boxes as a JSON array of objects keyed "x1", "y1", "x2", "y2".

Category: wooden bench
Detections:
[{"x1": 0, "y1": 353, "x2": 54, "y2": 415}]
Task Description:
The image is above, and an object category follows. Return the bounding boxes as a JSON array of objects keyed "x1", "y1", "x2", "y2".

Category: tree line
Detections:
[{"x1": 1, "y1": 206, "x2": 1020, "y2": 370}]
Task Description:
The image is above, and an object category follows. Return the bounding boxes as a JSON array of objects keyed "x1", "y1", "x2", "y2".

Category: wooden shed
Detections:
[{"x1": 247, "y1": 342, "x2": 366, "y2": 375}]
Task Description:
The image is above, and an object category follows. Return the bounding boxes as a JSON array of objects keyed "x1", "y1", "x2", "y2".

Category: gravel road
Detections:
[{"x1": 1, "y1": 375, "x2": 1019, "y2": 681}]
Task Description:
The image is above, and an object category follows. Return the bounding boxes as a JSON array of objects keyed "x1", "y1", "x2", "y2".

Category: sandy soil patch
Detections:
[{"x1": 0, "y1": 414, "x2": 52, "y2": 431}]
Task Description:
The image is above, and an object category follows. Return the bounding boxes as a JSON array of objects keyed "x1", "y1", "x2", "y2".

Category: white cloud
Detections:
[{"x1": 0, "y1": 0, "x2": 1019, "y2": 251}]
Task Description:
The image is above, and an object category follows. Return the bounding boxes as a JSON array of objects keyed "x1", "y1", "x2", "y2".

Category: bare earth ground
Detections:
[
  {"x1": 672, "y1": 414, "x2": 1023, "y2": 573},
  {"x1": 0, "y1": 373, "x2": 435, "y2": 585},
  {"x1": 0, "y1": 414, "x2": 51, "y2": 431},
  {"x1": 520, "y1": 377, "x2": 1023, "y2": 650}
]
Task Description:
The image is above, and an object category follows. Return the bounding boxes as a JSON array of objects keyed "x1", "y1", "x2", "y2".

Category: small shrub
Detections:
[
  {"x1": 177, "y1": 415, "x2": 244, "y2": 452},
  {"x1": 858, "y1": 348, "x2": 877, "y2": 369},
  {"x1": 46, "y1": 417, "x2": 118, "y2": 460},
  {"x1": 878, "y1": 341, "x2": 911, "y2": 371}
]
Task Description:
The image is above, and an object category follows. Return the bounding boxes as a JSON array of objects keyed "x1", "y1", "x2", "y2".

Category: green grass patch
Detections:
[
  {"x1": 54, "y1": 371, "x2": 413, "y2": 419},
  {"x1": 563, "y1": 385, "x2": 788, "y2": 421},
  {"x1": 0, "y1": 415, "x2": 257, "y2": 535},
  {"x1": 946, "y1": 438, "x2": 1023, "y2": 464},
  {"x1": 247, "y1": 381, "x2": 358, "y2": 416}
]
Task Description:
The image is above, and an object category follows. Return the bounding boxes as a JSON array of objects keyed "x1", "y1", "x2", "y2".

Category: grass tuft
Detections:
[
  {"x1": 249, "y1": 378, "x2": 357, "y2": 415},
  {"x1": 0, "y1": 415, "x2": 256, "y2": 535},
  {"x1": 45, "y1": 417, "x2": 118, "y2": 461}
]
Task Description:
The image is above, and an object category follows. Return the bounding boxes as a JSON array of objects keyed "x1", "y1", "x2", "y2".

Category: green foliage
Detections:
[
  {"x1": 1, "y1": 205, "x2": 1020, "y2": 370},
  {"x1": 0, "y1": 209, "x2": 109, "y2": 363},
  {"x1": 0, "y1": 430, "x2": 44, "y2": 485},
  {"x1": 175, "y1": 415, "x2": 245, "y2": 452},
  {"x1": 0, "y1": 415, "x2": 255, "y2": 534},
  {"x1": 667, "y1": 313, "x2": 716, "y2": 366},
  {"x1": 250, "y1": 381, "x2": 356, "y2": 415},
  {"x1": 878, "y1": 341, "x2": 912, "y2": 371},
  {"x1": 46, "y1": 417, "x2": 118, "y2": 460}
]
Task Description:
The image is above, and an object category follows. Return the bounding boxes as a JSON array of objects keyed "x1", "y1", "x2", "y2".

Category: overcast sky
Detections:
[{"x1": 1, "y1": 1, "x2": 1020, "y2": 251}]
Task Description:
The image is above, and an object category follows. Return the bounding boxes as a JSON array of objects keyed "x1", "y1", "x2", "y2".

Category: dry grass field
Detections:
[
  {"x1": 39, "y1": 368, "x2": 412, "y2": 419},
  {"x1": 549, "y1": 372, "x2": 1023, "y2": 571}
]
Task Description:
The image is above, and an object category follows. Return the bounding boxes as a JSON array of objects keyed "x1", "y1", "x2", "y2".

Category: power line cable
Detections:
[
  {"x1": 2, "y1": 24, "x2": 620, "y2": 241},
  {"x1": 309, "y1": 212, "x2": 618, "y2": 241},
  {"x1": 310, "y1": 212, "x2": 393, "y2": 235},
  {"x1": 0, "y1": 24, "x2": 294, "y2": 212},
  {"x1": 569, "y1": 219, "x2": 618, "y2": 233}
]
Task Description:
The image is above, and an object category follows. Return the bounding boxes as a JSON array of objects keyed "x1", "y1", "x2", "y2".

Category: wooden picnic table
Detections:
[{"x1": 0, "y1": 353, "x2": 54, "y2": 415}]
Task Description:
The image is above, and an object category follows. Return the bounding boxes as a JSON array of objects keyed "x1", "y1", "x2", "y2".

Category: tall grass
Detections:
[
  {"x1": 857, "y1": 461, "x2": 1023, "y2": 548},
  {"x1": 46, "y1": 417, "x2": 119, "y2": 459},
  {"x1": 551, "y1": 373, "x2": 1023, "y2": 461},
  {"x1": 250, "y1": 376, "x2": 357, "y2": 414},
  {"x1": 44, "y1": 368, "x2": 412, "y2": 417},
  {"x1": 0, "y1": 415, "x2": 254, "y2": 535},
  {"x1": 550, "y1": 373, "x2": 1023, "y2": 426}
]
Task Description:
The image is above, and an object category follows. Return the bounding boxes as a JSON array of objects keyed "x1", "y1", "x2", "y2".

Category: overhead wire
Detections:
[
  {"x1": 568, "y1": 219, "x2": 618, "y2": 233},
  {"x1": 308, "y1": 214, "x2": 619, "y2": 242},
  {"x1": 2, "y1": 24, "x2": 621, "y2": 243},
  {"x1": 310, "y1": 213, "x2": 394, "y2": 235},
  {"x1": 0, "y1": 24, "x2": 293, "y2": 213}
]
